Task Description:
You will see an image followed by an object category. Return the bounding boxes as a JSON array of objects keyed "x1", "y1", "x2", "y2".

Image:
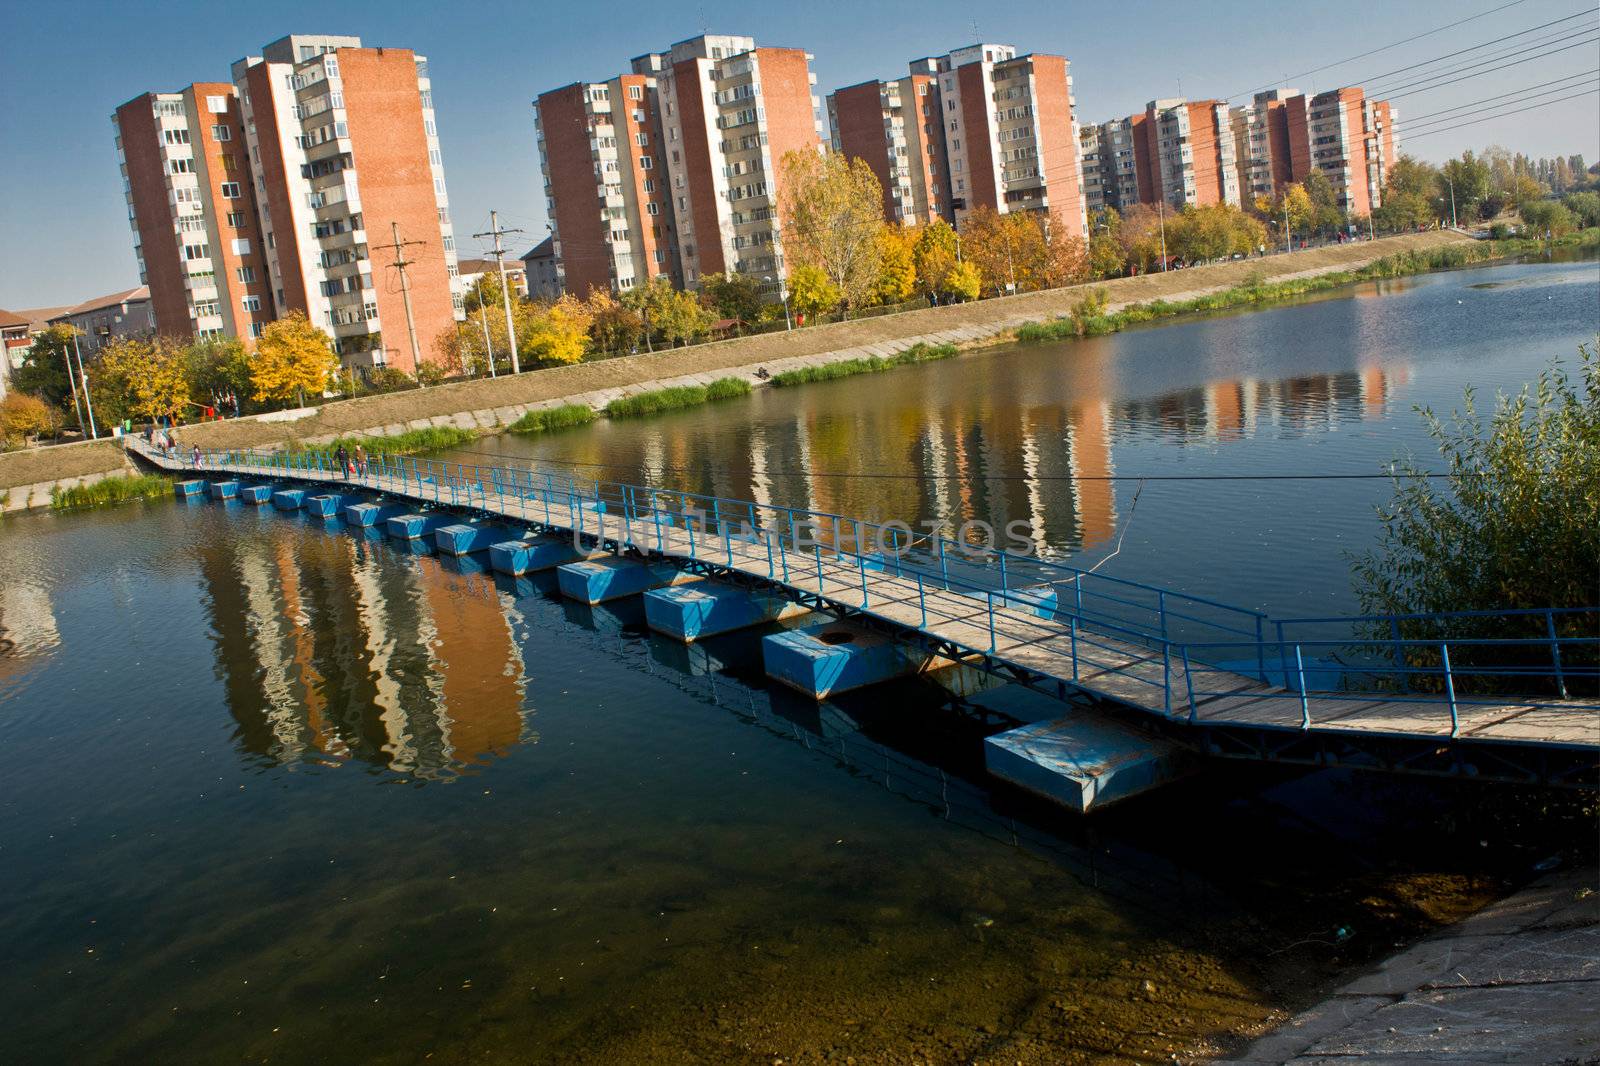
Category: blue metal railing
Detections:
[{"x1": 139, "y1": 440, "x2": 1600, "y2": 740}]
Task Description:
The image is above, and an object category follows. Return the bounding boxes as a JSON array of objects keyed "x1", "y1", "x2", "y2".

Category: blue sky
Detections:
[{"x1": 1, "y1": 0, "x2": 1595, "y2": 308}]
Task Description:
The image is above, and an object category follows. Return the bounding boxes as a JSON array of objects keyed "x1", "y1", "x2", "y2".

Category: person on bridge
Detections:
[
  {"x1": 354, "y1": 444, "x2": 367, "y2": 479},
  {"x1": 191, "y1": 445, "x2": 202, "y2": 468},
  {"x1": 334, "y1": 444, "x2": 349, "y2": 477}
]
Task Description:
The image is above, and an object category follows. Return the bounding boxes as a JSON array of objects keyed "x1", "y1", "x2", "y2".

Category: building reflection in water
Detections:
[
  {"x1": 541, "y1": 357, "x2": 1408, "y2": 560},
  {"x1": 198, "y1": 526, "x2": 529, "y2": 780},
  {"x1": 0, "y1": 580, "x2": 61, "y2": 688}
]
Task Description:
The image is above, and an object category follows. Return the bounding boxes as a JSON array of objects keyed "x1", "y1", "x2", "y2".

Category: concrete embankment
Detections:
[
  {"x1": 1214, "y1": 865, "x2": 1599, "y2": 1064},
  {"x1": 1, "y1": 230, "x2": 1471, "y2": 511},
  {"x1": 0, "y1": 437, "x2": 140, "y2": 513}
]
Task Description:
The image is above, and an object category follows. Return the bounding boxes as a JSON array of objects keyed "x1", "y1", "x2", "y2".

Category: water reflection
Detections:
[
  {"x1": 0, "y1": 580, "x2": 59, "y2": 685},
  {"x1": 198, "y1": 525, "x2": 529, "y2": 779}
]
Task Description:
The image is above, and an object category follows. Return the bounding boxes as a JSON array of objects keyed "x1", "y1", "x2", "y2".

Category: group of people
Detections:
[{"x1": 333, "y1": 443, "x2": 369, "y2": 479}]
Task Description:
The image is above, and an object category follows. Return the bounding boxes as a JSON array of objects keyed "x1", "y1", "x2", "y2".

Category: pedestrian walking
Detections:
[
  {"x1": 192, "y1": 445, "x2": 203, "y2": 468},
  {"x1": 354, "y1": 444, "x2": 367, "y2": 478},
  {"x1": 335, "y1": 444, "x2": 349, "y2": 477}
]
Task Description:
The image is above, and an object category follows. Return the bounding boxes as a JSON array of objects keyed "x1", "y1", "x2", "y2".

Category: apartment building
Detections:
[
  {"x1": 1231, "y1": 87, "x2": 1399, "y2": 212},
  {"x1": 827, "y1": 62, "x2": 947, "y2": 226},
  {"x1": 829, "y1": 44, "x2": 1087, "y2": 239},
  {"x1": 114, "y1": 83, "x2": 274, "y2": 346},
  {"x1": 930, "y1": 44, "x2": 1086, "y2": 237},
  {"x1": 115, "y1": 34, "x2": 462, "y2": 372},
  {"x1": 535, "y1": 34, "x2": 824, "y2": 298},
  {"x1": 1078, "y1": 117, "x2": 1141, "y2": 214},
  {"x1": 1139, "y1": 98, "x2": 1241, "y2": 208}
]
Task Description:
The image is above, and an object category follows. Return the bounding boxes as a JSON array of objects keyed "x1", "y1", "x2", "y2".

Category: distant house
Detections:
[
  {"x1": 47, "y1": 286, "x2": 154, "y2": 355},
  {"x1": 455, "y1": 257, "x2": 528, "y2": 300},
  {"x1": 520, "y1": 237, "x2": 562, "y2": 302}
]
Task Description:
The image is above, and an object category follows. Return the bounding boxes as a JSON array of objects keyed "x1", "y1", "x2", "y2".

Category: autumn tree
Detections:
[
  {"x1": 1088, "y1": 207, "x2": 1125, "y2": 278},
  {"x1": 944, "y1": 260, "x2": 982, "y2": 303},
  {"x1": 251, "y1": 311, "x2": 340, "y2": 408},
  {"x1": 778, "y1": 149, "x2": 885, "y2": 315},
  {"x1": 586, "y1": 291, "x2": 643, "y2": 353},
  {"x1": 1116, "y1": 204, "x2": 1168, "y2": 273},
  {"x1": 185, "y1": 336, "x2": 252, "y2": 412},
  {"x1": 622, "y1": 277, "x2": 714, "y2": 348},
  {"x1": 788, "y1": 264, "x2": 840, "y2": 322},
  {"x1": 912, "y1": 219, "x2": 960, "y2": 301},
  {"x1": 872, "y1": 225, "x2": 917, "y2": 305},
  {"x1": 524, "y1": 295, "x2": 592, "y2": 364},
  {"x1": 0, "y1": 393, "x2": 60, "y2": 448}
]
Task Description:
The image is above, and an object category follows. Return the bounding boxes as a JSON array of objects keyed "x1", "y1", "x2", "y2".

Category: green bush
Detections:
[
  {"x1": 509, "y1": 403, "x2": 596, "y2": 435},
  {"x1": 605, "y1": 384, "x2": 709, "y2": 418},
  {"x1": 51, "y1": 473, "x2": 170, "y2": 510},
  {"x1": 770, "y1": 342, "x2": 957, "y2": 387},
  {"x1": 704, "y1": 377, "x2": 752, "y2": 401}
]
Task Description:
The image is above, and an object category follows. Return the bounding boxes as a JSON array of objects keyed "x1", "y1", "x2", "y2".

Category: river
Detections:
[{"x1": 0, "y1": 256, "x2": 1594, "y2": 1064}]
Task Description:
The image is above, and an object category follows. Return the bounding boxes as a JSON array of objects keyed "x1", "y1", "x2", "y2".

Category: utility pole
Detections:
[
  {"x1": 61, "y1": 335, "x2": 87, "y2": 438},
  {"x1": 72, "y1": 332, "x2": 99, "y2": 439},
  {"x1": 1445, "y1": 176, "x2": 1458, "y2": 229},
  {"x1": 1158, "y1": 197, "x2": 1168, "y2": 271},
  {"x1": 474, "y1": 212, "x2": 524, "y2": 373},
  {"x1": 1284, "y1": 198, "x2": 1291, "y2": 254},
  {"x1": 373, "y1": 222, "x2": 426, "y2": 374},
  {"x1": 476, "y1": 298, "x2": 496, "y2": 377}
]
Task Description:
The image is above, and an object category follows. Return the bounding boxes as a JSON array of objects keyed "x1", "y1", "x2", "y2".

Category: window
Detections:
[
  {"x1": 429, "y1": 148, "x2": 442, "y2": 166},
  {"x1": 211, "y1": 124, "x2": 232, "y2": 141},
  {"x1": 206, "y1": 95, "x2": 228, "y2": 114},
  {"x1": 220, "y1": 182, "x2": 241, "y2": 198},
  {"x1": 249, "y1": 322, "x2": 264, "y2": 339},
  {"x1": 646, "y1": 202, "x2": 659, "y2": 215},
  {"x1": 231, "y1": 238, "x2": 252, "y2": 255},
  {"x1": 639, "y1": 155, "x2": 652, "y2": 169},
  {"x1": 643, "y1": 178, "x2": 655, "y2": 193},
  {"x1": 236, "y1": 266, "x2": 256, "y2": 283},
  {"x1": 628, "y1": 85, "x2": 642, "y2": 100},
  {"x1": 183, "y1": 243, "x2": 209, "y2": 261},
  {"x1": 227, "y1": 211, "x2": 246, "y2": 228},
  {"x1": 241, "y1": 295, "x2": 261, "y2": 312},
  {"x1": 163, "y1": 128, "x2": 191, "y2": 145},
  {"x1": 635, "y1": 131, "x2": 648, "y2": 146},
  {"x1": 169, "y1": 159, "x2": 194, "y2": 174}
]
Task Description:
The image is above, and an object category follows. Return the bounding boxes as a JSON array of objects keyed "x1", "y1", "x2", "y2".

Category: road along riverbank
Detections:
[{"x1": 1, "y1": 229, "x2": 1474, "y2": 509}]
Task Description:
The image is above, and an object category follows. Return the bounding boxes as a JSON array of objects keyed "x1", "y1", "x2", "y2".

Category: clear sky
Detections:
[{"x1": 1, "y1": 0, "x2": 1595, "y2": 308}]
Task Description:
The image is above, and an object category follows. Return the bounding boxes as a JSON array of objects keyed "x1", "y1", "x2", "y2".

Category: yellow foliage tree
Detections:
[
  {"x1": 944, "y1": 260, "x2": 982, "y2": 303},
  {"x1": 872, "y1": 225, "x2": 918, "y2": 305},
  {"x1": 525, "y1": 295, "x2": 592, "y2": 365},
  {"x1": 788, "y1": 264, "x2": 840, "y2": 322},
  {"x1": 251, "y1": 311, "x2": 340, "y2": 408},
  {"x1": 779, "y1": 149, "x2": 885, "y2": 314},
  {"x1": 93, "y1": 338, "x2": 190, "y2": 424}
]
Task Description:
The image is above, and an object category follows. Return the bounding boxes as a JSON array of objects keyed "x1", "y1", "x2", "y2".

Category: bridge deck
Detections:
[{"x1": 137, "y1": 443, "x2": 1600, "y2": 753}]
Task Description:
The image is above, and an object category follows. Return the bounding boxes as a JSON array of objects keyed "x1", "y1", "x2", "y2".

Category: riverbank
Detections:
[
  {"x1": 1214, "y1": 864, "x2": 1600, "y2": 1064},
  {"x1": 0, "y1": 229, "x2": 1475, "y2": 508}
]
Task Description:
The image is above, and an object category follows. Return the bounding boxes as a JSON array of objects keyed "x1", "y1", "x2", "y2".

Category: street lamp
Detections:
[{"x1": 1440, "y1": 175, "x2": 1458, "y2": 229}]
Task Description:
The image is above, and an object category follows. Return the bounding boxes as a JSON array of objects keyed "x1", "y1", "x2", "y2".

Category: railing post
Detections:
[
  {"x1": 814, "y1": 545, "x2": 824, "y2": 596},
  {"x1": 765, "y1": 531, "x2": 774, "y2": 578},
  {"x1": 938, "y1": 536, "x2": 949, "y2": 590},
  {"x1": 1162, "y1": 643, "x2": 1171, "y2": 715},
  {"x1": 1069, "y1": 616, "x2": 1079, "y2": 681},
  {"x1": 987, "y1": 592, "x2": 996, "y2": 654},
  {"x1": 999, "y1": 551, "x2": 1008, "y2": 592},
  {"x1": 1255, "y1": 615, "x2": 1266, "y2": 683},
  {"x1": 1295, "y1": 644, "x2": 1311, "y2": 729},
  {"x1": 1391, "y1": 616, "x2": 1408, "y2": 692},
  {"x1": 916, "y1": 573, "x2": 926, "y2": 628},
  {"x1": 1277, "y1": 620, "x2": 1289, "y2": 690},
  {"x1": 1442, "y1": 642, "x2": 1459, "y2": 738},
  {"x1": 1182, "y1": 646, "x2": 1198, "y2": 723},
  {"x1": 1546, "y1": 610, "x2": 1568, "y2": 700},
  {"x1": 1158, "y1": 590, "x2": 1169, "y2": 642},
  {"x1": 858, "y1": 549, "x2": 869, "y2": 609}
]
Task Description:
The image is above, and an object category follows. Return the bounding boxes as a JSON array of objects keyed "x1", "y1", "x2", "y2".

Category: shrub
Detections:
[
  {"x1": 0, "y1": 392, "x2": 60, "y2": 449},
  {"x1": 605, "y1": 385, "x2": 709, "y2": 418},
  {"x1": 509, "y1": 404, "x2": 596, "y2": 435},
  {"x1": 770, "y1": 342, "x2": 957, "y2": 386},
  {"x1": 293, "y1": 426, "x2": 476, "y2": 459}
]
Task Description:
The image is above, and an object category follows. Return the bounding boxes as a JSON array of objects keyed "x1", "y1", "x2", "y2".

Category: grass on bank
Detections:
[
  {"x1": 770, "y1": 342, "x2": 960, "y2": 387},
  {"x1": 508, "y1": 403, "x2": 597, "y2": 436},
  {"x1": 1016, "y1": 231, "x2": 1600, "y2": 343},
  {"x1": 605, "y1": 377, "x2": 751, "y2": 419},
  {"x1": 51, "y1": 473, "x2": 170, "y2": 511}
]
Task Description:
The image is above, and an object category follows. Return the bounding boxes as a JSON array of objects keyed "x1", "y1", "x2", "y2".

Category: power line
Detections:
[
  {"x1": 1366, "y1": 26, "x2": 1600, "y2": 99},
  {"x1": 1356, "y1": 9, "x2": 1596, "y2": 93},
  {"x1": 1400, "y1": 75, "x2": 1600, "y2": 131},
  {"x1": 1226, "y1": 0, "x2": 1533, "y2": 100},
  {"x1": 1392, "y1": 70, "x2": 1600, "y2": 125},
  {"x1": 1401, "y1": 87, "x2": 1600, "y2": 140}
]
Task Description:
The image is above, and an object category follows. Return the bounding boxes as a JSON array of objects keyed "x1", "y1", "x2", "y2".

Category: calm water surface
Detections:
[{"x1": 1, "y1": 257, "x2": 1594, "y2": 1065}]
